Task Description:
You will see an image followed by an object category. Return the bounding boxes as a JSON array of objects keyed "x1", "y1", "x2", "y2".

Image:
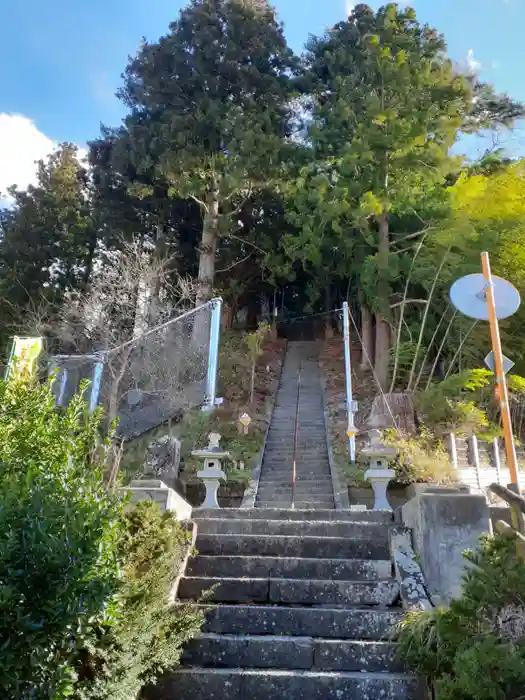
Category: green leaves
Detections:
[
  {"x1": 398, "y1": 535, "x2": 525, "y2": 700},
  {"x1": 0, "y1": 378, "x2": 123, "y2": 699}
]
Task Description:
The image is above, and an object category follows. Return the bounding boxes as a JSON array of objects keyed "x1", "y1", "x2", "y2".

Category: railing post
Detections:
[
  {"x1": 203, "y1": 298, "x2": 222, "y2": 412},
  {"x1": 492, "y1": 437, "x2": 502, "y2": 485},
  {"x1": 470, "y1": 435, "x2": 481, "y2": 491},
  {"x1": 89, "y1": 359, "x2": 105, "y2": 414},
  {"x1": 448, "y1": 433, "x2": 458, "y2": 470},
  {"x1": 342, "y1": 301, "x2": 356, "y2": 462}
]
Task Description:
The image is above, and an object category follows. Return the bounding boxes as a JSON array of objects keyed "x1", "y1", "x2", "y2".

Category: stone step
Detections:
[
  {"x1": 193, "y1": 518, "x2": 391, "y2": 539},
  {"x1": 183, "y1": 634, "x2": 403, "y2": 672},
  {"x1": 201, "y1": 604, "x2": 404, "y2": 640},
  {"x1": 153, "y1": 668, "x2": 421, "y2": 700},
  {"x1": 255, "y1": 499, "x2": 336, "y2": 509},
  {"x1": 178, "y1": 576, "x2": 400, "y2": 606},
  {"x1": 257, "y1": 477, "x2": 334, "y2": 487},
  {"x1": 195, "y1": 534, "x2": 390, "y2": 559},
  {"x1": 186, "y1": 555, "x2": 392, "y2": 580},
  {"x1": 256, "y1": 487, "x2": 334, "y2": 500},
  {"x1": 194, "y1": 508, "x2": 393, "y2": 523}
]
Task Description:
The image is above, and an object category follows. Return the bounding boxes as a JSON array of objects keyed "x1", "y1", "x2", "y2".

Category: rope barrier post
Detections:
[{"x1": 343, "y1": 302, "x2": 356, "y2": 462}]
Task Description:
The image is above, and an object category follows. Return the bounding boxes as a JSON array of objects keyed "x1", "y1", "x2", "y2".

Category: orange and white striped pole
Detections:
[{"x1": 481, "y1": 252, "x2": 520, "y2": 488}]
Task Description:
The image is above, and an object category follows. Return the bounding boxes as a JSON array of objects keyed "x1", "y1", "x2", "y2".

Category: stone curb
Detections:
[
  {"x1": 319, "y1": 363, "x2": 350, "y2": 510},
  {"x1": 171, "y1": 519, "x2": 199, "y2": 603},
  {"x1": 389, "y1": 527, "x2": 432, "y2": 612},
  {"x1": 241, "y1": 340, "x2": 288, "y2": 509}
]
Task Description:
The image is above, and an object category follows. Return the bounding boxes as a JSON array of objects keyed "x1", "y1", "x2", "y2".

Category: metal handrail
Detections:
[{"x1": 291, "y1": 362, "x2": 301, "y2": 510}]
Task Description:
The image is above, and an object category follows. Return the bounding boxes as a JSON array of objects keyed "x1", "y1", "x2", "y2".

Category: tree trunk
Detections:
[
  {"x1": 324, "y1": 281, "x2": 334, "y2": 339},
  {"x1": 360, "y1": 305, "x2": 374, "y2": 371},
  {"x1": 374, "y1": 211, "x2": 391, "y2": 392},
  {"x1": 222, "y1": 302, "x2": 234, "y2": 330},
  {"x1": 195, "y1": 184, "x2": 219, "y2": 307}
]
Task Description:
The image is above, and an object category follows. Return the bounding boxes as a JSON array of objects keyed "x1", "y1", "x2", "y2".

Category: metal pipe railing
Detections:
[{"x1": 291, "y1": 362, "x2": 301, "y2": 510}]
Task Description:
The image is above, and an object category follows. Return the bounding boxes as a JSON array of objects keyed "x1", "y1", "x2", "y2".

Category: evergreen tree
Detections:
[
  {"x1": 293, "y1": 2, "x2": 471, "y2": 389},
  {"x1": 117, "y1": 0, "x2": 297, "y2": 306},
  {"x1": 0, "y1": 144, "x2": 96, "y2": 340}
]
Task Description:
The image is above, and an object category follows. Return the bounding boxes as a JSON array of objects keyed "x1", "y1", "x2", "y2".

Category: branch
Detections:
[
  {"x1": 390, "y1": 299, "x2": 428, "y2": 308},
  {"x1": 226, "y1": 232, "x2": 266, "y2": 254},
  {"x1": 220, "y1": 183, "x2": 253, "y2": 218},
  {"x1": 392, "y1": 226, "x2": 435, "y2": 244},
  {"x1": 189, "y1": 193, "x2": 208, "y2": 211},
  {"x1": 216, "y1": 252, "x2": 253, "y2": 273}
]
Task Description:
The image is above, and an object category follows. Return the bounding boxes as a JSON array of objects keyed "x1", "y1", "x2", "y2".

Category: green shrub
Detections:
[
  {"x1": 0, "y1": 378, "x2": 123, "y2": 699},
  {"x1": 384, "y1": 429, "x2": 457, "y2": 485},
  {"x1": 0, "y1": 378, "x2": 203, "y2": 700},
  {"x1": 74, "y1": 500, "x2": 203, "y2": 700},
  {"x1": 398, "y1": 534, "x2": 525, "y2": 700}
]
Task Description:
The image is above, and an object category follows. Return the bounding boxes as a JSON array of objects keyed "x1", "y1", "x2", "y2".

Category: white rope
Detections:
[{"x1": 347, "y1": 309, "x2": 400, "y2": 433}]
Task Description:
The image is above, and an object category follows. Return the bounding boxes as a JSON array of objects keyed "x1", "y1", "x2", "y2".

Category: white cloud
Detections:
[
  {"x1": 465, "y1": 48, "x2": 482, "y2": 74},
  {"x1": 0, "y1": 114, "x2": 55, "y2": 198},
  {"x1": 344, "y1": 0, "x2": 354, "y2": 15}
]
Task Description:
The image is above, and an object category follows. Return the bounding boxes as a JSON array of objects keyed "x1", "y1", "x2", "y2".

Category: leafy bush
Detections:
[
  {"x1": 0, "y1": 378, "x2": 203, "y2": 700},
  {"x1": 74, "y1": 501, "x2": 203, "y2": 700},
  {"x1": 416, "y1": 369, "x2": 494, "y2": 436},
  {"x1": 398, "y1": 534, "x2": 525, "y2": 700},
  {"x1": 384, "y1": 429, "x2": 457, "y2": 485},
  {"x1": 0, "y1": 378, "x2": 123, "y2": 699}
]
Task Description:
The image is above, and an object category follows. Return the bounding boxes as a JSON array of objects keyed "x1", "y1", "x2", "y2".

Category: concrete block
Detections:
[
  {"x1": 193, "y1": 517, "x2": 392, "y2": 539},
  {"x1": 402, "y1": 492, "x2": 490, "y2": 604},
  {"x1": 125, "y1": 480, "x2": 192, "y2": 520},
  {"x1": 149, "y1": 668, "x2": 422, "y2": 700},
  {"x1": 186, "y1": 554, "x2": 391, "y2": 581},
  {"x1": 314, "y1": 640, "x2": 403, "y2": 673},
  {"x1": 195, "y1": 508, "x2": 393, "y2": 523},
  {"x1": 202, "y1": 604, "x2": 404, "y2": 641},
  {"x1": 195, "y1": 533, "x2": 390, "y2": 560},
  {"x1": 269, "y1": 578, "x2": 400, "y2": 606}
]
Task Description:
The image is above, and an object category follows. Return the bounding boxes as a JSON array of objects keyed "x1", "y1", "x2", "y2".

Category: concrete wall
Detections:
[{"x1": 402, "y1": 492, "x2": 490, "y2": 605}]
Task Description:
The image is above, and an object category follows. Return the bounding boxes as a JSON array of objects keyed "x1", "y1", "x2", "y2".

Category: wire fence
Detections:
[{"x1": 49, "y1": 299, "x2": 221, "y2": 439}]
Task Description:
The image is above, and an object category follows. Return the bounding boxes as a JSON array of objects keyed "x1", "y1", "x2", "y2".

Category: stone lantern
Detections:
[
  {"x1": 361, "y1": 429, "x2": 397, "y2": 511},
  {"x1": 192, "y1": 433, "x2": 230, "y2": 509}
]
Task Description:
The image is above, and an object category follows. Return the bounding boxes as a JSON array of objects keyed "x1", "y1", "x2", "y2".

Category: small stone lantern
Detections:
[
  {"x1": 192, "y1": 433, "x2": 230, "y2": 509},
  {"x1": 361, "y1": 429, "x2": 397, "y2": 511}
]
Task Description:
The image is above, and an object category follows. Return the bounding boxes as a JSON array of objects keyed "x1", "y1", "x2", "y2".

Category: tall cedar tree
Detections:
[
  {"x1": 118, "y1": 0, "x2": 297, "y2": 306},
  {"x1": 0, "y1": 144, "x2": 96, "y2": 340},
  {"x1": 302, "y1": 3, "x2": 471, "y2": 390}
]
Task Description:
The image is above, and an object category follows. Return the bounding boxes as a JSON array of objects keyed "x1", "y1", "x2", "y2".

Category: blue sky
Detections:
[{"x1": 0, "y1": 0, "x2": 523, "y2": 193}]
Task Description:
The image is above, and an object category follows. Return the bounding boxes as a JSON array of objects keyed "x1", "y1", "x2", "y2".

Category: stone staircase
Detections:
[
  {"x1": 151, "y1": 508, "x2": 421, "y2": 700},
  {"x1": 256, "y1": 341, "x2": 335, "y2": 509}
]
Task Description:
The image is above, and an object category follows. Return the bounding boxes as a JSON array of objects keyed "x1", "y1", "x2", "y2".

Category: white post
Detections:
[
  {"x1": 203, "y1": 298, "x2": 222, "y2": 412},
  {"x1": 448, "y1": 433, "x2": 458, "y2": 470},
  {"x1": 57, "y1": 368, "x2": 68, "y2": 407},
  {"x1": 470, "y1": 434, "x2": 481, "y2": 491},
  {"x1": 492, "y1": 437, "x2": 502, "y2": 485},
  {"x1": 342, "y1": 301, "x2": 356, "y2": 462},
  {"x1": 89, "y1": 360, "x2": 105, "y2": 414}
]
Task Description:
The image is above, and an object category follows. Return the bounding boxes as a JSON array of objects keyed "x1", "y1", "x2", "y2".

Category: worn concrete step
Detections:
[
  {"x1": 186, "y1": 555, "x2": 392, "y2": 581},
  {"x1": 255, "y1": 500, "x2": 336, "y2": 510},
  {"x1": 194, "y1": 508, "x2": 393, "y2": 523},
  {"x1": 256, "y1": 487, "x2": 334, "y2": 500},
  {"x1": 193, "y1": 518, "x2": 392, "y2": 539},
  {"x1": 183, "y1": 634, "x2": 403, "y2": 672},
  {"x1": 178, "y1": 576, "x2": 400, "y2": 606},
  {"x1": 257, "y1": 477, "x2": 334, "y2": 487},
  {"x1": 201, "y1": 604, "x2": 404, "y2": 640},
  {"x1": 195, "y1": 534, "x2": 389, "y2": 559},
  {"x1": 153, "y1": 668, "x2": 421, "y2": 700}
]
